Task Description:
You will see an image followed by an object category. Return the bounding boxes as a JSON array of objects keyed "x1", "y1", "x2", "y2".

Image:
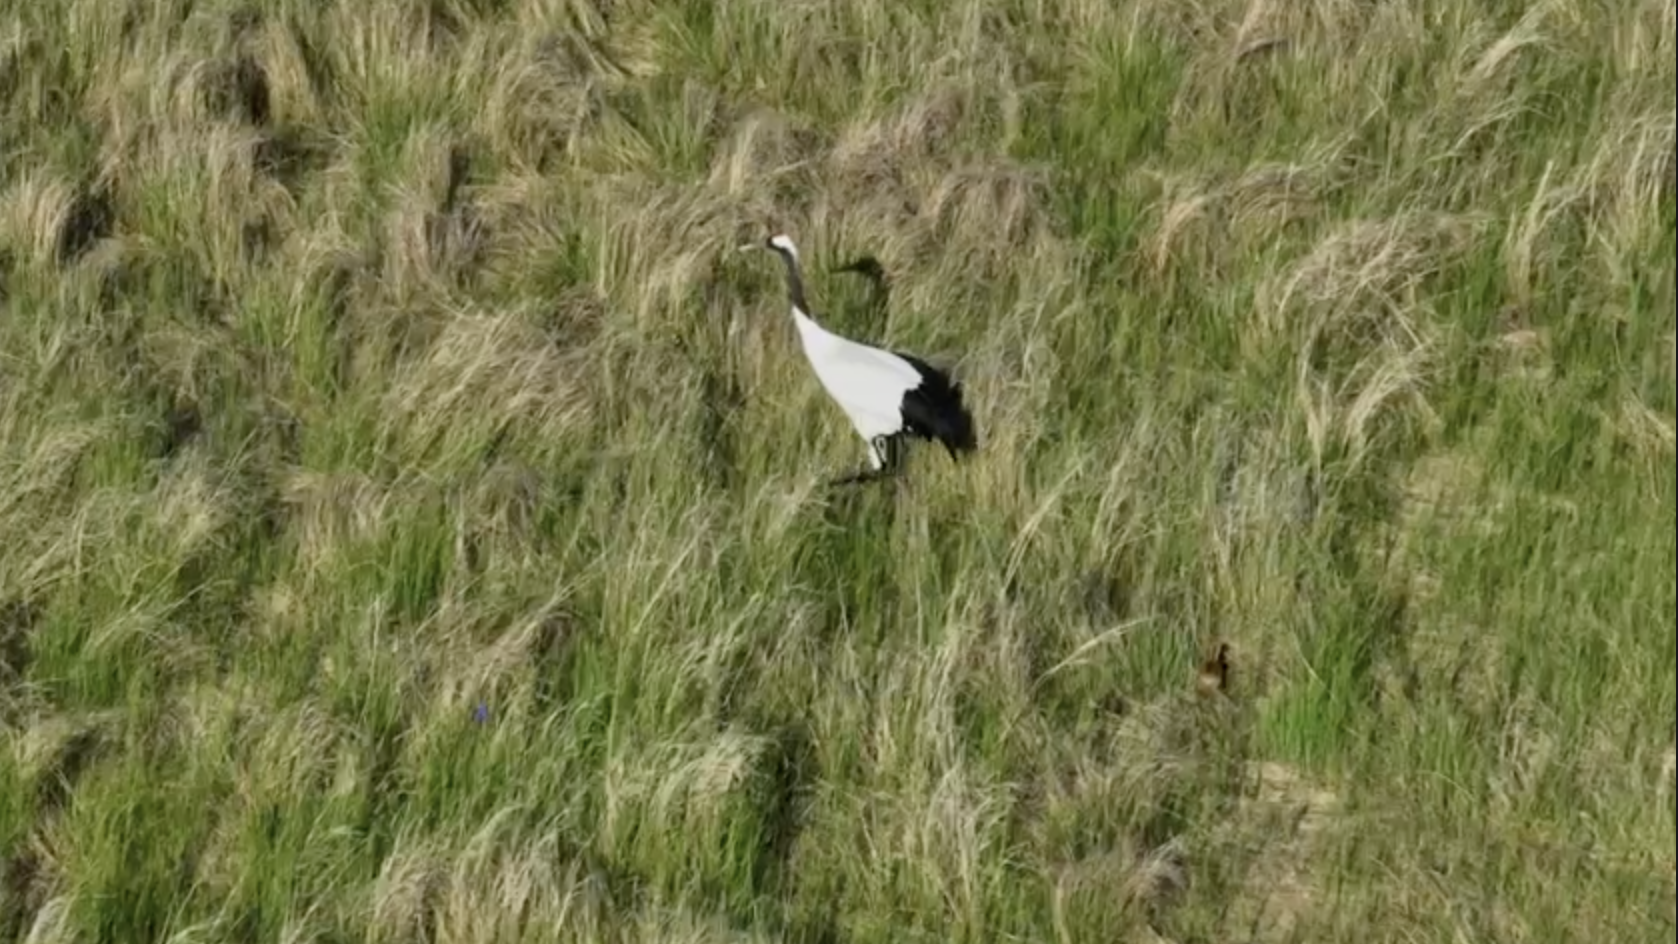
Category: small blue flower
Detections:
[{"x1": 472, "y1": 702, "x2": 490, "y2": 724}]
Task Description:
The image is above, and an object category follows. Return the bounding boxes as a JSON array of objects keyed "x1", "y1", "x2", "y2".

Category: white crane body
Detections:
[{"x1": 743, "y1": 233, "x2": 978, "y2": 483}]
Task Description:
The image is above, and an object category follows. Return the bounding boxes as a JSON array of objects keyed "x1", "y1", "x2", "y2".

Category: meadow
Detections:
[{"x1": 0, "y1": 0, "x2": 1674, "y2": 941}]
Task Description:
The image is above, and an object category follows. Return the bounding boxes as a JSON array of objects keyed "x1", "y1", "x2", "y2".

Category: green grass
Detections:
[{"x1": 0, "y1": 0, "x2": 1673, "y2": 941}]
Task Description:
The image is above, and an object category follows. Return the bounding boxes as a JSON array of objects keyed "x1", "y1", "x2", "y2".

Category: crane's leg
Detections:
[
  {"x1": 826, "y1": 434, "x2": 903, "y2": 487},
  {"x1": 877, "y1": 434, "x2": 905, "y2": 474}
]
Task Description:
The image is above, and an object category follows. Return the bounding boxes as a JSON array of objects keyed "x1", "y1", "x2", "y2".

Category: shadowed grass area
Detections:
[{"x1": 0, "y1": 0, "x2": 1673, "y2": 941}]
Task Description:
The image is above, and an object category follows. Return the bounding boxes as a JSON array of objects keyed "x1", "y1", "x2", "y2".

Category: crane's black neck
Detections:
[{"x1": 768, "y1": 246, "x2": 811, "y2": 316}]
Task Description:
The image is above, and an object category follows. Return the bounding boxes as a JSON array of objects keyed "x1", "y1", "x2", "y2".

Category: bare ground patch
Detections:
[{"x1": 1214, "y1": 760, "x2": 1345, "y2": 943}]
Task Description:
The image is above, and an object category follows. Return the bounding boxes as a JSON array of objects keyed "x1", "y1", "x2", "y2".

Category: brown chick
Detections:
[{"x1": 1196, "y1": 641, "x2": 1230, "y2": 698}]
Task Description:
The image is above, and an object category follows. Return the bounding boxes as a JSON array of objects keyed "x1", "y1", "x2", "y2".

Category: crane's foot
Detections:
[
  {"x1": 827, "y1": 463, "x2": 912, "y2": 488},
  {"x1": 827, "y1": 468, "x2": 888, "y2": 487}
]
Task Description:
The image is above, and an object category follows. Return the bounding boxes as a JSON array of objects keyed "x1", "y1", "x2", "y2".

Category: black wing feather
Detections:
[{"x1": 892, "y1": 351, "x2": 978, "y2": 458}]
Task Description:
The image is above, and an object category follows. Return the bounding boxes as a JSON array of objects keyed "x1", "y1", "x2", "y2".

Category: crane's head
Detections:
[
  {"x1": 737, "y1": 232, "x2": 800, "y2": 261},
  {"x1": 765, "y1": 233, "x2": 798, "y2": 257}
]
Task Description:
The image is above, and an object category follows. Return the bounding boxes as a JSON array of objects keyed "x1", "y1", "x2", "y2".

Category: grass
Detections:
[{"x1": 0, "y1": 0, "x2": 1673, "y2": 941}]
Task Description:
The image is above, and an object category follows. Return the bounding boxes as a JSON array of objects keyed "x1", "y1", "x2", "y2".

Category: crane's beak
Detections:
[{"x1": 735, "y1": 241, "x2": 761, "y2": 253}]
